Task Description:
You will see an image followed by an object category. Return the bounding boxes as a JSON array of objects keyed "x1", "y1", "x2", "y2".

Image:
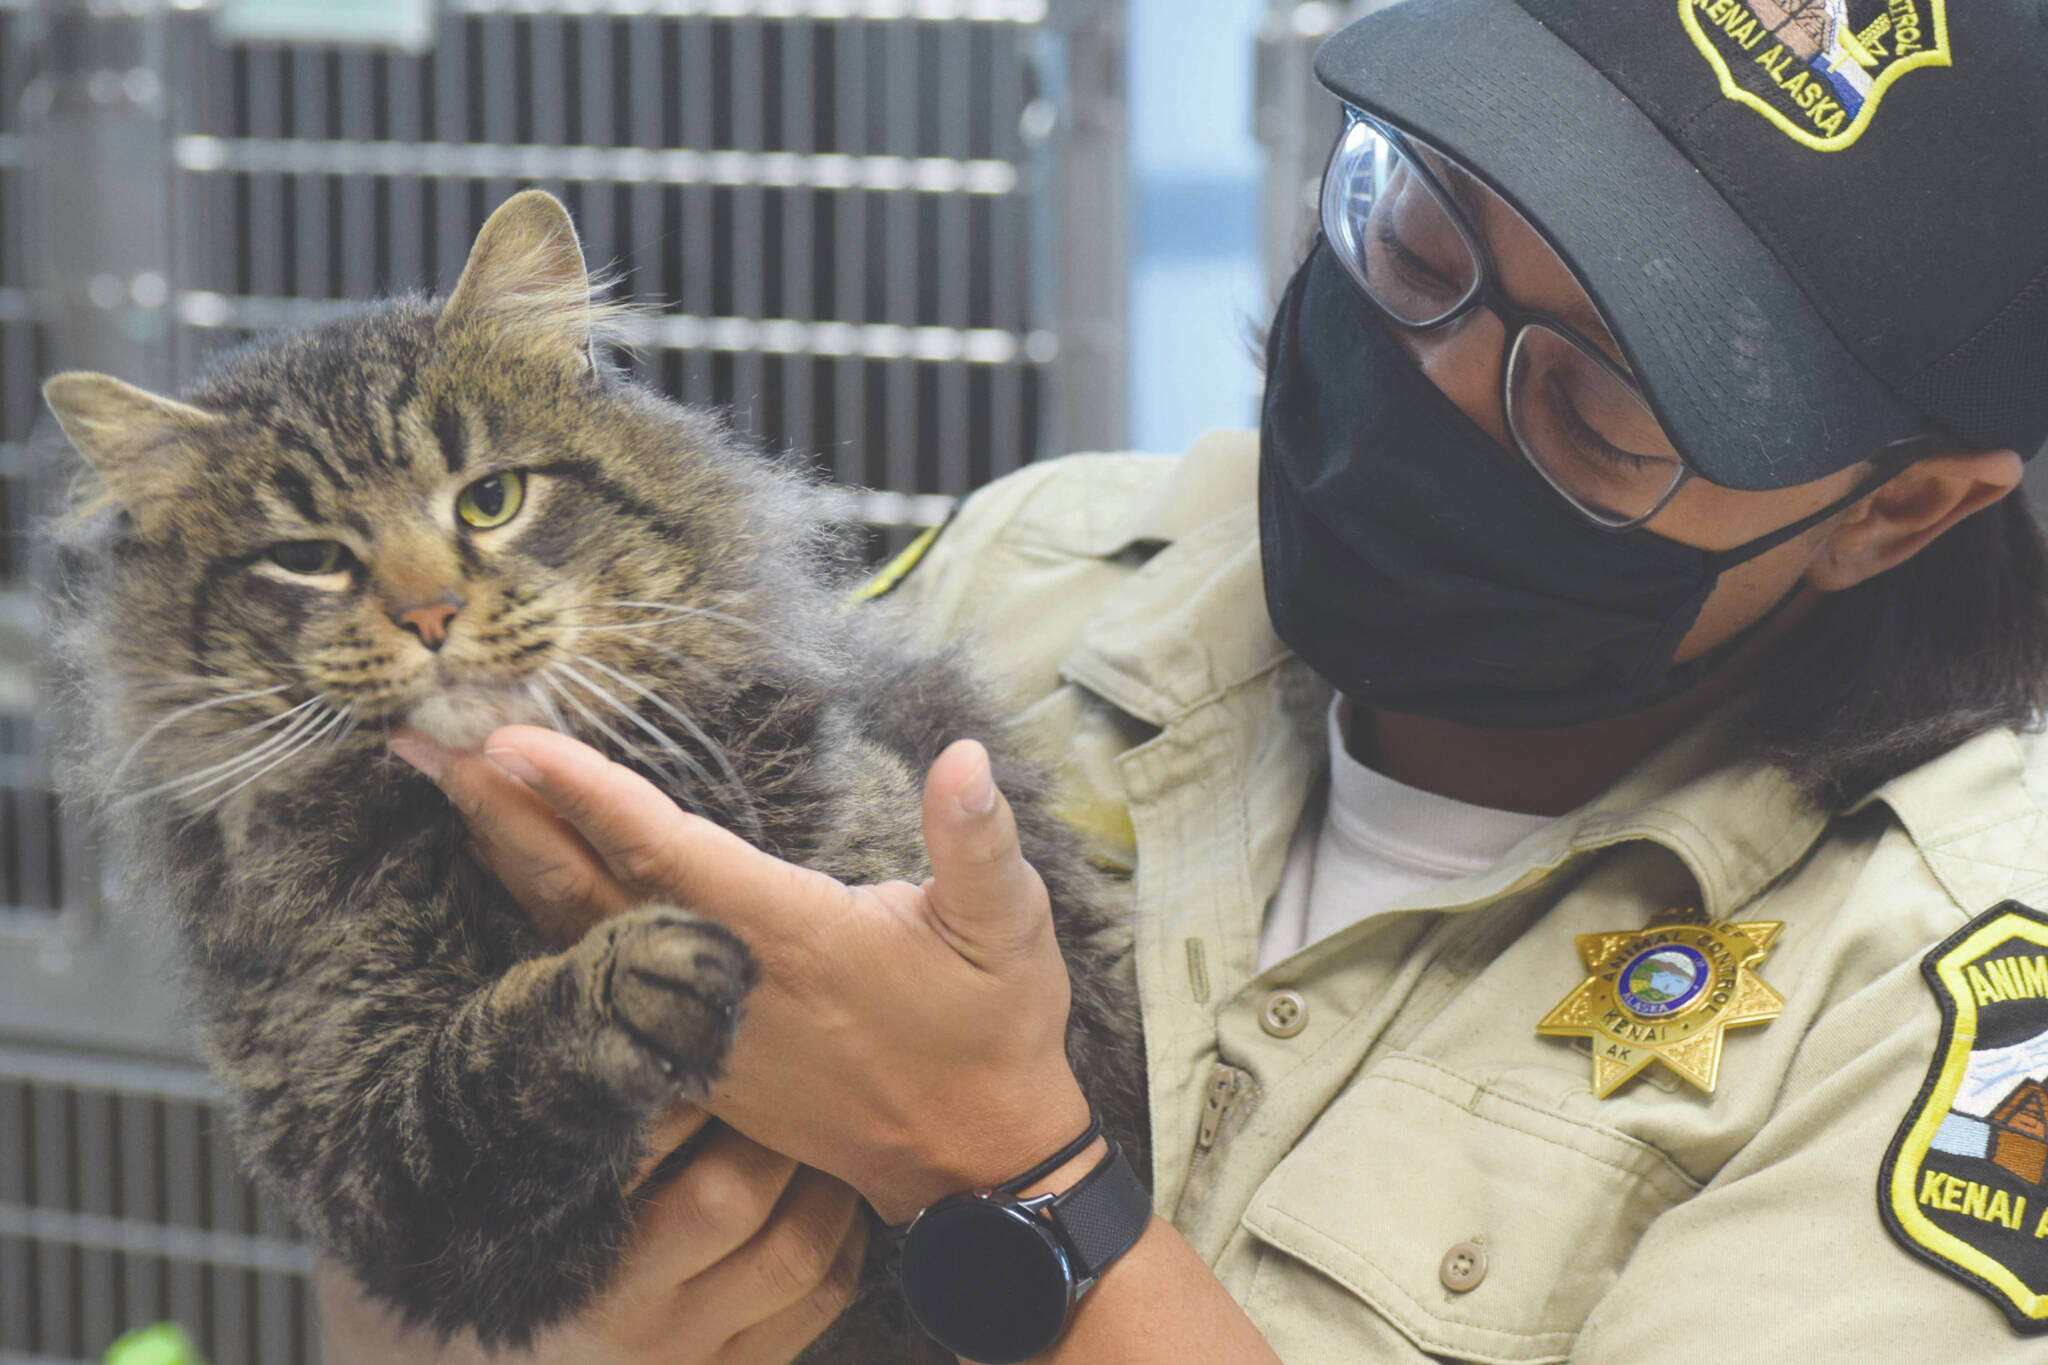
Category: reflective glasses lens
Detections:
[
  {"x1": 1321, "y1": 115, "x2": 1481, "y2": 327},
  {"x1": 1505, "y1": 324, "x2": 1685, "y2": 527}
]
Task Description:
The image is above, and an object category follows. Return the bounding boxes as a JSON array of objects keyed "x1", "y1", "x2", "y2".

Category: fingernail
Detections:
[
  {"x1": 389, "y1": 737, "x2": 443, "y2": 782},
  {"x1": 484, "y1": 746, "x2": 544, "y2": 786},
  {"x1": 959, "y1": 748, "x2": 997, "y2": 816}
]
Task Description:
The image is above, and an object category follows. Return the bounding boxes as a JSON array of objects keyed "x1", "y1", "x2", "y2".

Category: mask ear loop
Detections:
[
  {"x1": 1624, "y1": 442, "x2": 1931, "y2": 698},
  {"x1": 1700, "y1": 441, "x2": 1929, "y2": 577}
]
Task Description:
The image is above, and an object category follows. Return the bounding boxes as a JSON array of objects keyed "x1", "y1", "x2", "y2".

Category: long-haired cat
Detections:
[{"x1": 40, "y1": 190, "x2": 1146, "y2": 1357}]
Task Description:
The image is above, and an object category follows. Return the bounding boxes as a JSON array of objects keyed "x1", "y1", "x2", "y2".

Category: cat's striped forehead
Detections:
[{"x1": 188, "y1": 298, "x2": 584, "y2": 533}]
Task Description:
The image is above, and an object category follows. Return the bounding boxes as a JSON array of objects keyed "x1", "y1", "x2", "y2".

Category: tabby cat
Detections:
[{"x1": 41, "y1": 191, "x2": 1146, "y2": 1357}]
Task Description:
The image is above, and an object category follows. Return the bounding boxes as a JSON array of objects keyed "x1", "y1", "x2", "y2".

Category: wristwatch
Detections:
[{"x1": 893, "y1": 1112, "x2": 1152, "y2": 1363}]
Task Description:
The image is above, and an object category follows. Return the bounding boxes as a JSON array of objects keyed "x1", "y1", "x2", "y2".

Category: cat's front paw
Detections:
[{"x1": 595, "y1": 906, "x2": 758, "y2": 1097}]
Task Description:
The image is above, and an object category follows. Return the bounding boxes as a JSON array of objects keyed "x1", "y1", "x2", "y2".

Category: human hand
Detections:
[
  {"x1": 390, "y1": 725, "x2": 1091, "y2": 1223},
  {"x1": 317, "y1": 1109, "x2": 867, "y2": 1365}
]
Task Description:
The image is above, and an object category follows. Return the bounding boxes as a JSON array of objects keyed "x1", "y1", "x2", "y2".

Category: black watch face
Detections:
[{"x1": 900, "y1": 1198, "x2": 1073, "y2": 1364}]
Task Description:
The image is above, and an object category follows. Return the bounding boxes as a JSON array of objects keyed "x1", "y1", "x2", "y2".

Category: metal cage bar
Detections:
[{"x1": 1, "y1": 2, "x2": 1128, "y2": 1361}]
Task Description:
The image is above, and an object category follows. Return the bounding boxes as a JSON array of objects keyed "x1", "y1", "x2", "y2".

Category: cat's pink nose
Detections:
[{"x1": 391, "y1": 595, "x2": 464, "y2": 650}]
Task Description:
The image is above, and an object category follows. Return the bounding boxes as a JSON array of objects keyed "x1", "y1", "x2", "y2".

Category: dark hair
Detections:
[{"x1": 1738, "y1": 491, "x2": 2048, "y2": 810}]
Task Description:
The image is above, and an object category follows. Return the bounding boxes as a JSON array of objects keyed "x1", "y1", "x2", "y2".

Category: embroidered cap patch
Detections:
[
  {"x1": 1881, "y1": 901, "x2": 2048, "y2": 1333},
  {"x1": 1680, "y1": 0, "x2": 1951, "y2": 151}
]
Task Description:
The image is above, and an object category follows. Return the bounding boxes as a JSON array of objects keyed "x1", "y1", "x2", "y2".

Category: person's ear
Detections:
[{"x1": 1804, "y1": 447, "x2": 2025, "y2": 592}]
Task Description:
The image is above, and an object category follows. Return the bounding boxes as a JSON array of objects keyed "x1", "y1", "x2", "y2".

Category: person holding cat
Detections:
[{"x1": 345, "y1": 0, "x2": 2048, "y2": 1359}]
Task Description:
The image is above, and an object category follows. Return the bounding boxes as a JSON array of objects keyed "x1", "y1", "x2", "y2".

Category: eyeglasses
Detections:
[{"x1": 1320, "y1": 109, "x2": 1689, "y2": 531}]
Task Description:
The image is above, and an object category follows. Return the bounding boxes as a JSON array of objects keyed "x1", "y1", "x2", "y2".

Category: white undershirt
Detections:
[{"x1": 1257, "y1": 700, "x2": 1555, "y2": 970}]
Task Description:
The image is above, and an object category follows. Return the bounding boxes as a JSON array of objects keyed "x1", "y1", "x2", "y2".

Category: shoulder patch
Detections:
[
  {"x1": 846, "y1": 506, "x2": 958, "y2": 606},
  {"x1": 1881, "y1": 900, "x2": 2048, "y2": 1333}
]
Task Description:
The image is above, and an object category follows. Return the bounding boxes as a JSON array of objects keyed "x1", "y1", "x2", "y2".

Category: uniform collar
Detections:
[
  {"x1": 1056, "y1": 429, "x2": 1295, "y2": 728},
  {"x1": 1850, "y1": 726, "x2": 2048, "y2": 915},
  {"x1": 1558, "y1": 708, "x2": 1833, "y2": 921},
  {"x1": 1273, "y1": 709, "x2": 1836, "y2": 935},
  {"x1": 1055, "y1": 428, "x2": 1838, "y2": 925}
]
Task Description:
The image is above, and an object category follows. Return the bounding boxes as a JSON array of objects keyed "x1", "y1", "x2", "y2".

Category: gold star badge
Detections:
[{"x1": 1538, "y1": 908, "x2": 1785, "y2": 1098}]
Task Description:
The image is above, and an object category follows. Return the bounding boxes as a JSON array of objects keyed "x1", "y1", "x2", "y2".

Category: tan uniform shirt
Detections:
[{"x1": 891, "y1": 429, "x2": 2048, "y2": 1362}]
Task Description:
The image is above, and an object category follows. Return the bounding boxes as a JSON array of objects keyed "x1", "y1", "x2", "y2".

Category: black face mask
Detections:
[{"x1": 1258, "y1": 240, "x2": 1876, "y2": 730}]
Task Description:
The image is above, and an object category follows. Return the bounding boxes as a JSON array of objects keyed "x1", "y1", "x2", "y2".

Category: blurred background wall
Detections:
[
  {"x1": 1128, "y1": 0, "x2": 1262, "y2": 452},
  {"x1": 0, "y1": 2, "x2": 1362, "y2": 1360}
]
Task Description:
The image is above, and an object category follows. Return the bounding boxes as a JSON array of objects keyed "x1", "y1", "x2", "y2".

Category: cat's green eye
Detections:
[
  {"x1": 269, "y1": 540, "x2": 348, "y2": 575},
  {"x1": 457, "y1": 471, "x2": 526, "y2": 529}
]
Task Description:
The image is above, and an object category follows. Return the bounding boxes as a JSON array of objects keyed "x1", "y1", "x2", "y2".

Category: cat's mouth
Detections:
[{"x1": 404, "y1": 683, "x2": 550, "y2": 750}]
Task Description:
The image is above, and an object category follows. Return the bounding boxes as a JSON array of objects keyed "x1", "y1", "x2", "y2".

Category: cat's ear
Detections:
[
  {"x1": 439, "y1": 190, "x2": 596, "y2": 368},
  {"x1": 44, "y1": 372, "x2": 223, "y2": 513}
]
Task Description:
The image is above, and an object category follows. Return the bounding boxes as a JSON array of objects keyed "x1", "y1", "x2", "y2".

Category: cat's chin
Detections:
[{"x1": 404, "y1": 686, "x2": 550, "y2": 750}]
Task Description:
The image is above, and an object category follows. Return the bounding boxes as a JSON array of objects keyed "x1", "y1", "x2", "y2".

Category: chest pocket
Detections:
[{"x1": 1240, "y1": 1054, "x2": 1699, "y2": 1364}]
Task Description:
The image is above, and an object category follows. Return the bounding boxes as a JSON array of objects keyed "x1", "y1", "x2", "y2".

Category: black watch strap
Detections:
[
  {"x1": 882, "y1": 1110, "x2": 1108, "y2": 1241},
  {"x1": 893, "y1": 1118, "x2": 1153, "y2": 1363},
  {"x1": 1045, "y1": 1139, "x2": 1151, "y2": 1284}
]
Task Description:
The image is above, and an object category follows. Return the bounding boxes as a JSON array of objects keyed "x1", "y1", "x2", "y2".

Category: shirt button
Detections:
[
  {"x1": 1439, "y1": 1241, "x2": 1488, "y2": 1293},
  {"x1": 1259, "y1": 989, "x2": 1309, "y2": 1038}
]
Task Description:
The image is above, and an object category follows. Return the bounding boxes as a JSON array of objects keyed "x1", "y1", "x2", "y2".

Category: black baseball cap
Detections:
[{"x1": 1314, "y1": 0, "x2": 2048, "y2": 490}]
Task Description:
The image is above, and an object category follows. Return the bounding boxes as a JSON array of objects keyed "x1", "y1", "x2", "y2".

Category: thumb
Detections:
[{"x1": 920, "y1": 739, "x2": 1051, "y2": 966}]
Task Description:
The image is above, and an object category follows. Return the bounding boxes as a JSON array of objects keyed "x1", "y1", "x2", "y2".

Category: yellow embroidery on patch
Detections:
[
  {"x1": 1679, "y1": 0, "x2": 1950, "y2": 152},
  {"x1": 1880, "y1": 903, "x2": 2048, "y2": 1334}
]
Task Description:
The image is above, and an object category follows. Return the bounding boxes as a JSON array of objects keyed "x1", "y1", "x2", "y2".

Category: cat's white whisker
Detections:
[
  {"x1": 107, "y1": 682, "x2": 296, "y2": 791},
  {"x1": 153, "y1": 694, "x2": 324, "y2": 773},
  {"x1": 188, "y1": 695, "x2": 337, "y2": 767},
  {"x1": 563, "y1": 617, "x2": 721, "y2": 635},
  {"x1": 128, "y1": 674, "x2": 254, "y2": 696},
  {"x1": 244, "y1": 694, "x2": 327, "y2": 732},
  {"x1": 526, "y1": 677, "x2": 571, "y2": 736},
  {"x1": 545, "y1": 663, "x2": 716, "y2": 807},
  {"x1": 556, "y1": 654, "x2": 759, "y2": 840},
  {"x1": 536, "y1": 668, "x2": 693, "y2": 810},
  {"x1": 569, "y1": 652, "x2": 762, "y2": 842},
  {"x1": 586, "y1": 628, "x2": 718, "y2": 687},
  {"x1": 134, "y1": 700, "x2": 337, "y2": 804},
  {"x1": 204, "y1": 692, "x2": 327, "y2": 746},
  {"x1": 558, "y1": 655, "x2": 718, "y2": 784},
  {"x1": 329, "y1": 704, "x2": 363, "y2": 749},
  {"x1": 200, "y1": 705, "x2": 353, "y2": 811},
  {"x1": 192, "y1": 714, "x2": 337, "y2": 810},
  {"x1": 572, "y1": 601, "x2": 778, "y2": 643},
  {"x1": 568, "y1": 631, "x2": 766, "y2": 836}
]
